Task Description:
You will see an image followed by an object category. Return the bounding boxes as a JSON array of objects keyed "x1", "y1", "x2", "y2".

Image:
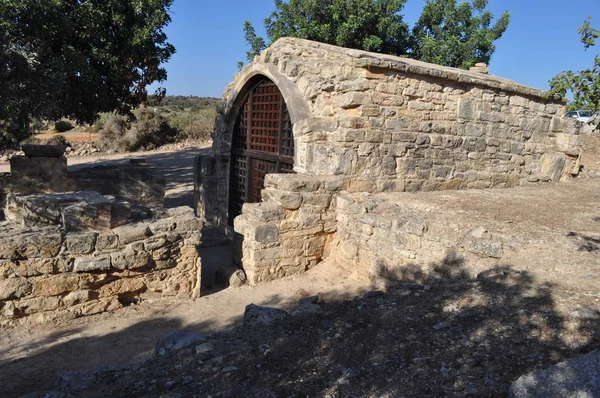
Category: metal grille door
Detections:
[{"x1": 229, "y1": 78, "x2": 294, "y2": 224}]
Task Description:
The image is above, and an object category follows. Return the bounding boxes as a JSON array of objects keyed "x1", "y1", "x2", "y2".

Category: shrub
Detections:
[
  {"x1": 54, "y1": 120, "x2": 73, "y2": 132},
  {"x1": 98, "y1": 112, "x2": 129, "y2": 148},
  {"x1": 46, "y1": 135, "x2": 69, "y2": 146},
  {"x1": 167, "y1": 107, "x2": 216, "y2": 142},
  {"x1": 124, "y1": 108, "x2": 177, "y2": 151}
]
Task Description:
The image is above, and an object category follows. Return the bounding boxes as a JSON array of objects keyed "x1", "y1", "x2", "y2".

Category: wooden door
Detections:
[{"x1": 228, "y1": 78, "x2": 294, "y2": 224}]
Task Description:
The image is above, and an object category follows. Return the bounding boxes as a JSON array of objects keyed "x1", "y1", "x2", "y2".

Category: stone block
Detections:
[
  {"x1": 457, "y1": 99, "x2": 475, "y2": 120},
  {"x1": 271, "y1": 191, "x2": 303, "y2": 210},
  {"x1": 96, "y1": 232, "x2": 119, "y2": 252},
  {"x1": 0, "y1": 278, "x2": 33, "y2": 300},
  {"x1": 34, "y1": 274, "x2": 81, "y2": 296},
  {"x1": 22, "y1": 144, "x2": 67, "y2": 157},
  {"x1": 465, "y1": 235, "x2": 504, "y2": 258},
  {"x1": 393, "y1": 132, "x2": 417, "y2": 143},
  {"x1": 254, "y1": 224, "x2": 279, "y2": 243},
  {"x1": 9, "y1": 155, "x2": 67, "y2": 180},
  {"x1": 171, "y1": 215, "x2": 201, "y2": 233},
  {"x1": 337, "y1": 92, "x2": 369, "y2": 109},
  {"x1": 110, "y1": 246, "x2": 152, "y2": 270},
  {"x1": 244, "y1": 304, "x2": 289, "y2": 325},
  {"x1": 385, "y1": 119, "x2": 406, "y2": 131},
  {"x1": 66, "y1": 232, "x2": 98, "y2": 255},
  {"x1": 241, "y1": 203, "x2": 286, "y2": 223},
  {"x1": 110, "y1": 200, "x2": 132, "y2": 228},
  {"x1": 296, "y1": 117, "x2": 339, "y2": 135},
  {"x1": 408, "y1": 101, "x2": 434, "y2": 111},
  {"x1": 21, "y1": 196, "x2": 63, "y2": 227},
  {"x1": 13, "y1": 258, "x2": 60, "y2": 277},
  {"x1": 98, "y1": 278, "x2": 146, "y2": 298},
  {"x1": 302, "y1": 193, "x2": 332, "y2": 208},
  {"x1": 265, "y1": 174, "x2": 321, "y2": 192},
  {"x1": 143, "y1": 235, "x2": 170, "y2": 251},
  {"x1": 73, "y1": 256, "x2": 111, "y2": 273},
  {"x1": 112, "y1": 223, "x2": 152, "y2": 246},
  {"x1": 510, "y1": 350, "x2": 600, "y2": 398},
  {"x1": 18, "y1": 296, "x2": 62, "y2": 314},
  {"x1": 540, "y1": 154, "x2": 566, "y2": 182},
  {"x1": 70, "y1": 298, "x2": 121, "y2": 317},
  {"x1": 63, "y1": 290, "x2": 93, "y2": 307},
  {"x1": 62, "y1": 199, "x2": 112, "y2": 232},
  {"x1": 0, "y1": 229, "x2": 63, "y2": 260}
]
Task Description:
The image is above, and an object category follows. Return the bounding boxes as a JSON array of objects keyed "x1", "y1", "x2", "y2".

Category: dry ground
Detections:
[{"x1": 0, "y1": 148, "x2": 598, "y2": 397}]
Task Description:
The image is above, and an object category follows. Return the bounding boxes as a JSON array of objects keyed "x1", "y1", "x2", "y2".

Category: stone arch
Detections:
[
  {"x1": 226, "y1": 70, "x2": 307, "y2": 224},
  {"x1": 223, "y1": 63, "x2": 311, "y2": 126}
]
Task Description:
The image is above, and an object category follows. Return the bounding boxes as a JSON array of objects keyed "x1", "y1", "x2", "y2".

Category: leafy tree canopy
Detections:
[
  {"x1": 549, "y1": 18, "x2": 600, "y2": 129},
  {"x1": 412, "y1": 0, "x2": 510, "y2": 69},
  {"x1": 0, "y1": 0, "x2": 175, "y2": 148},
  {"x1": 242, "y1": 0, "x2": 510, "y2": 70}
]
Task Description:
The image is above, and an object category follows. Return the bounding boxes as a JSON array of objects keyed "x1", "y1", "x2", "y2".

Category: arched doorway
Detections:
[{"x1": 228, "y1": 77, "x2": 294, "y2": 224}]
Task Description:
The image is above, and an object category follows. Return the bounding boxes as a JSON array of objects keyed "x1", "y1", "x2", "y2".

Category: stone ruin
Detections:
[
  {"x1": 195, "y1": 37, "x2": 598, "y2": 286},
  {"x1": 0, "y1": 145, "x2": 201, "y2": 324},
  {"x1": 2, "y1": 37, "x2": 599, "y2": 324}
]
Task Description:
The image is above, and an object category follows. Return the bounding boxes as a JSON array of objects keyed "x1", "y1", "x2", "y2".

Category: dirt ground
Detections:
[{"x1": 0, "y1": 148, "x2": 599, "y2": 397}]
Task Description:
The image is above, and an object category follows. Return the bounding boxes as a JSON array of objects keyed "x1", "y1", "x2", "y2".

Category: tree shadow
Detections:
[
  {"x1": 28, "y1": 252, "x2": 599, "y2": 397},
  {"x1": 68, "y1": 147, "x2": 212, "y2": 209},
  {"x1": 0, "y1": 316, "x2": 224, "y2": 397},
  {"x1": 566, "y1": 231, "x2": 600, "y2": 252}
]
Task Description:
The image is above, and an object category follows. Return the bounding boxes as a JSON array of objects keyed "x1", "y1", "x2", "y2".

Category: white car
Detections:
[{"x1": 565, "y1": 110, "x2": 593, "y2": 123}]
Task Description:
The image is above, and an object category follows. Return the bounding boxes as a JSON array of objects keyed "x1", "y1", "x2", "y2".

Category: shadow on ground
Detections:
[
  {"x1": 0, "y1": 317, "x2": 225, "y2": 397},
  {"x1": 7, "y1": 253, "x2": 598, "y2": 397},
  {"x1": 68, "y1": 147, "x2": 212, "y2": 208}
]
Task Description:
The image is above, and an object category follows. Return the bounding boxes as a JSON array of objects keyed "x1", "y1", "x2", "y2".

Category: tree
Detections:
[
  {"x1": 243, "y1": 0, "x2": 410, "y2": 62},
  {"x1": 241, "y1": 0, "x2": 510, "y2": 69},
  {"x1": 411, "y1": 0, "x2": 510, "y2": 69},
  {"x1": 548, "y1": 18, "x2": 600, "y2": 129},
  {"x1": 0, "y1": 0, "x2": 175, "y2": 148}
]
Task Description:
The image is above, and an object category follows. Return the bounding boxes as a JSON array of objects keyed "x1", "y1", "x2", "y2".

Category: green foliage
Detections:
[
  {"x1": 46, "y1": 135, "x2": 69, "y2": 147},
  {"x1": 98, "y1": 112, "x2": 130, "y2": 146},
  {"x1": 151, "y1": 96, "x2": 218, "y2": 142},
  {"x1": 244, "y1": 21, "x2": 268, "y2": 62},
  {"x1": 124, "y1": 108, "x2": 178, "y2": 151},
  {"x1": 412, "y1": 0, "x2": 510, "y2": 69},
  {"x1": 0, "y1": 0, "x2": 175, "y2": 149},
  {"x1": 96, "y1": 96, "x2": 219, "y2": 152},
  {"x1": 53, "y1": 120, "x2": 74, "y2": 133},
  {"x1": 243, "y1": 0, "x2": 409, "y2": 62},
  {"x1": 549, "y1": 18, "x2": 600, "y2": 130},
  {"x1": 242, "y1": 0, "x2": 509, "y2": 69}
]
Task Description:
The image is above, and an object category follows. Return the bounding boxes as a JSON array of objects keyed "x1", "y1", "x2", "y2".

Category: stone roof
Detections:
[{"x1": 267, "y1": 37, "x2": 561, "y2": 102}]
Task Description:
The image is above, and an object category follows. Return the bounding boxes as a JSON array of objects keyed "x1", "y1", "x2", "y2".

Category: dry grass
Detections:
[{"x1": 34, "y1": 129, "x2": 98, "y2": 143}]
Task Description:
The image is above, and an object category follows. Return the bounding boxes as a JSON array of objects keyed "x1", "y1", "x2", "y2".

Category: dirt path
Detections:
[
  {"x1": 0, "y1": 261, "x2": 373, "y2": 397},
  {"x1": 0, "y1": 143, "x2": 212, "y2": 208}
]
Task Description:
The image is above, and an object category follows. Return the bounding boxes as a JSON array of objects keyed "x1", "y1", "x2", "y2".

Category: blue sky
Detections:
[{"x1": 155, "y1": 0, "x2": 600, "y2": 98}]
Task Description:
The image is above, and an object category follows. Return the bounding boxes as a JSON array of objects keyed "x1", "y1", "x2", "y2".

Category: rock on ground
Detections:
[
  {"x1": 243, "y1": 304, "x2": 289, "y2": 325},
  {"x1": 510, "y1": 350, "x2": 600, "y2": 398}
]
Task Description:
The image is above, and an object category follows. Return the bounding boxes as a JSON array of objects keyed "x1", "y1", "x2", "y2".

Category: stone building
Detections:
[{"x1": 195, "y1": 37, "x2": 589, "y2": 285}]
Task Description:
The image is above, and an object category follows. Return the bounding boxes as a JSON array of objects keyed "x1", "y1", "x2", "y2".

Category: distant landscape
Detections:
[{"x1": 28, "y1": 96, "x2": 219, "y2": 153}]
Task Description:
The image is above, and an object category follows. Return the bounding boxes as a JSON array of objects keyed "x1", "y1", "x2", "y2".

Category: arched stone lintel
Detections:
[{"x1": 223, "y1": 63, "x2": 312, "y2": 126}]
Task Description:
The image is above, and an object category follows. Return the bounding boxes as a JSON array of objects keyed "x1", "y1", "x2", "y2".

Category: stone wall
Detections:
[
  {"x1": 197, "y1": 37, "x2": 593, "y2": 285},
  {"x1": 232, "y1": 174, "x2": 344, "y2": 284},
  {"x1": 212, "y1": 37, "x2": 585, "y2": 199},
  {"x1": 334, "y1": 193, "x2": 507, "y2": 284},
  {"x1": 0, "y1": 194, "x2": 201, "y2": 325},
  {"x1": 0, "y1": 147, "x2": 164, "y2": 216}
]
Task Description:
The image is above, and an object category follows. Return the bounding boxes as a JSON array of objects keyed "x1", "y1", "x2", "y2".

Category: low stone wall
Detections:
[
  {"x1": 0, "y1": 205, "x2": 201, "y2": 325},
  {"x1": 0, "y1": 152, "x2": 165, "y2": 217},
  {"x1": 232, "y1": 174, "x2": 343, "y2": 284},
  {"x1": 333, "y1": 192, "x2": 508, "y2": 284}
]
